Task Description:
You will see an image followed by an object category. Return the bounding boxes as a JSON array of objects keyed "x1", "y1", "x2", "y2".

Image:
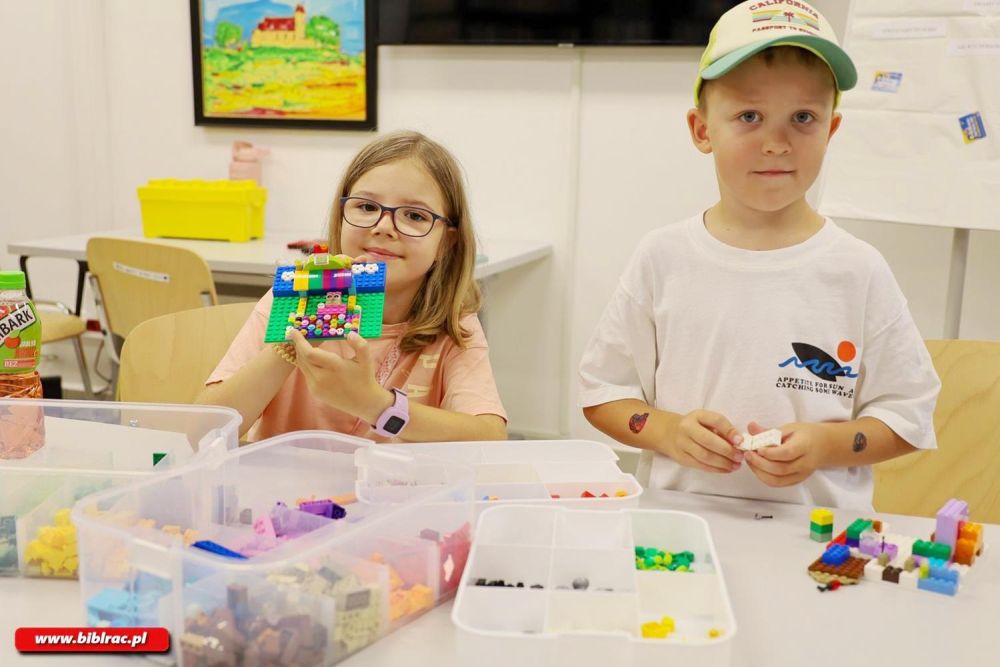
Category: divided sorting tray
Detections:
[
  {"x1": 0, "y1": 398, "x2": 240, "y2": 578},
  {"x1": 452, "y1": 505, "x2": 737, "y2": 667},
  {"x1": 72, "y1": 431, "x2": 476, "y2": 665},
  {"x1": 382, "y1": 440, "x2": 643, "y2": 511}
]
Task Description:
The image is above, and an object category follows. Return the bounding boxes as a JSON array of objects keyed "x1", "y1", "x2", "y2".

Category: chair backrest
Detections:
[
  {"x1": 86, "y1": 237, "x2": 218, "y2": 342},
  {"x1": 118, "y1": 301, "x2": 256, "y2": 403},
  {"x1": 873, "y1": 339, "x2": 1000, "y2": 523}
]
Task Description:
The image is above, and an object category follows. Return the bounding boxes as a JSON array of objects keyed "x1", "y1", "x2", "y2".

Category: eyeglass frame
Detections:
[{"x1": 339, "y1": 196, "x2": 457, "y2": 238}]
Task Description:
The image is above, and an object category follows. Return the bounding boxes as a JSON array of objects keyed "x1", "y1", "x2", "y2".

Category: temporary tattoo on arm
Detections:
[
  {"x1": 629, "y1": 413, "x2": 649, "y2": 434},
  {"x1": 852, "y1": 432, "x2": 867, "y2": 453}
]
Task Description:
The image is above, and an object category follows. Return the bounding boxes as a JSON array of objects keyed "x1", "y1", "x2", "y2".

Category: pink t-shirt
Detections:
[{"x1": 206, "y1": 291, "x2": 507, "y2": 442}]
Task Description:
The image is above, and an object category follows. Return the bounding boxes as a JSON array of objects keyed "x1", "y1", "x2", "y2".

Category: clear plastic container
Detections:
[
  {"x1": 452, "y1": 506, "x2": 737, "y2": 667},
  {"x1": 0, "y1": 398, "x2": 240, "y2": 578},
  {"x1": 381, "y1": 440, "x2": 643, "y2": 511},
  {"x1": 72, "y1": 431, "x2": 475, "y2": 666}
]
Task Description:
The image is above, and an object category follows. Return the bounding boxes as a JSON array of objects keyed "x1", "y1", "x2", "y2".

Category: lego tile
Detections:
[
  {"x1": 272, "y1": 265, "x2": 297, "y2": 297},
  {"x1": 808, "y1": 555, "x2": 867, "y2": 584}
]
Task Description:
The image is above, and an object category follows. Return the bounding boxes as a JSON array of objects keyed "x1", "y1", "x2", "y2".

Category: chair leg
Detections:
[{"x1": 71, "y1": 336, "x2": 95, "y2": 399}]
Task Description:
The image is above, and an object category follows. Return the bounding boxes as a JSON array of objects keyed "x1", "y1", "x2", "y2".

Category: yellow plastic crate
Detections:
[{"x1": 137, "y1": 179, "x2": 266, "y2": 242}]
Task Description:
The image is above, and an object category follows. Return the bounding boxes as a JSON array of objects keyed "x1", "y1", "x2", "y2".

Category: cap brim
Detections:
[{"x1": 701, "y1": 35, "x2": 857, "y2": 92}]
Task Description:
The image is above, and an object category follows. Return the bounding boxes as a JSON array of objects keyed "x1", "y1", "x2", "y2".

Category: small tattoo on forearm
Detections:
[
  {"x1": 629, "y1": 413, "x2": 649, "y2": 434},
  {"x1": 852, "y1": 432, "x2": 867, "y2": 453}
]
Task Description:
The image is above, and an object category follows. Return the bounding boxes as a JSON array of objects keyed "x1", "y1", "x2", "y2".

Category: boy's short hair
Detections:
[
  {"x1": 694, "y1": 0, "x2": 857, "y2": 107},
  {"x1": 699, "y1": 46, "x2": 834, "y2": 109}
]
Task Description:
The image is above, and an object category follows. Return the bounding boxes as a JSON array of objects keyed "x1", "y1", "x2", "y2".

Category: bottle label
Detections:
[{"x1": 0, "y1": 302, "x2": 41, "y2": 372}]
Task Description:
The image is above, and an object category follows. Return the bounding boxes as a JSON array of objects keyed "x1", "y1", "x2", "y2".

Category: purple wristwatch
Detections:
[{"x1": 373, "y1": 388, "x2": 409, "y2": 437}]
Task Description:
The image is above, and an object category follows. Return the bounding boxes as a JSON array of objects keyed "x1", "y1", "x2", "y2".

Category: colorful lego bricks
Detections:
[
  {"x1": 265, "y1": 249, "x2": 386, "y2": 344},
  {"x1": 810, "y1": 508, "x2": 834, "y2": 543},
  {"x1": 807, "y1": 498, "x2": 986, "y2": 597}
]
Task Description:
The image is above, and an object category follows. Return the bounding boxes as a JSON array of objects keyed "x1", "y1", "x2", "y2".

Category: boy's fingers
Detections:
[
  {"x1": 692, "y1": 428, "x2": 743, "y2": 465},
  {"x1": 697, "y1": 411, "x2": 743, "y2": 448},
  {"x1": 753, "y1": 441, "x2": 800, "y2": 462}
]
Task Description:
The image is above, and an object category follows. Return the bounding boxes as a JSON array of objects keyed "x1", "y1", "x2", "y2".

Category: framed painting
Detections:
[{"x1": 189, "y1": 0, "x2": 376, "y2": 129}]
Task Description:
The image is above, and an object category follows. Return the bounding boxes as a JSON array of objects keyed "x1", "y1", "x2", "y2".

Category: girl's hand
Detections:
[
  {"x1": 289, "y1": 329, "x2": 393, "y2": 422},
  {"x1": 744, "y1": 420, "x2": 827, "y2": 487}
]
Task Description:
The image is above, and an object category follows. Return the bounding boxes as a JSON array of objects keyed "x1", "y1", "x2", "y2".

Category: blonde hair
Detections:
[
  {"x1": 699, "y1": 46, "x2": 835, "y2": 110},
  {"x1": 327, "y1": 131, "x2": 481, "y2": 354}
]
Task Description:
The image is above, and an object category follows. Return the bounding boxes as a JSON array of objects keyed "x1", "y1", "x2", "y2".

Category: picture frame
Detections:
[{"x1": 189, "y1": 0, "x2": 376, "y2": 130}]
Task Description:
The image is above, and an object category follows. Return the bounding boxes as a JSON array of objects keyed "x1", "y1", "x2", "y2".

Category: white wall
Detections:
[{"x1": 2, "y1": 0, "x2": 998, "y2": 439}]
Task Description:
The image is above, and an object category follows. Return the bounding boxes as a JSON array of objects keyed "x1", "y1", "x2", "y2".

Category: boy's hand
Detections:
[
  {"x1": 289, "y1": 329, "x2": 393, "y2": 422},
  {"x1": 663, "y1": 410, "x2": 744, "y2": 474},
  {"x1": 744, "y1": 420, "x2": 827, "y2": 487}
]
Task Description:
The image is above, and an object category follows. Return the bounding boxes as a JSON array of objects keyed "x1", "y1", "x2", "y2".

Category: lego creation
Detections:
[
  {"x1": 265, "y1": 246, "x2": 386, "y2": 343},
  {"x1": 806, "y1": 498, "x2": 985, "y2": 596}
]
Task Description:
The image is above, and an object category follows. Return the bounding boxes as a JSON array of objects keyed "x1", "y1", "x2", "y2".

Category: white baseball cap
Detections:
[{"x1": 695, "y1": 0, "x2": 857, "y2": 106}]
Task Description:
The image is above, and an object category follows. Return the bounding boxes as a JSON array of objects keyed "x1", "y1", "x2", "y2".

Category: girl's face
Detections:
[{"x1": 340, "y1": 158, "x2": 451, "y2": 298}]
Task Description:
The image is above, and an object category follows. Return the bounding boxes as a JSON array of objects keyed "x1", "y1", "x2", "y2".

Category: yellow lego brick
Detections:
[
  {"x1": 293, "y1": 273, "x2": 310, "y2": 292},
  {"x1": 54, "y1": 508, "x2": 72, "y2": 526},
  {"x1": 810, "y1": 508, "x2": 834, "y2": 526}
]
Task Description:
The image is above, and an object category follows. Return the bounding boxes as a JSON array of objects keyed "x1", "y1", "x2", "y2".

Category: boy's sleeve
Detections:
[
  {"x1": 205, "y1": 292, "x2": 272, "y2": 385},
  {"x1": 439, "y1": 314, "x2": 508, "y2": 421},
  {"x1": 578, "y1": 277, "x2": 658, "y2": 409},
  {"x1": 854, "y1": 281, "x2": 940, "y2": 450}
]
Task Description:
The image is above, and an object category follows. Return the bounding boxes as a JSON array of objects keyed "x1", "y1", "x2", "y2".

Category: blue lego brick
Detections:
[
  {"x1": 86, "y1": 588, "x2": 162, "y2": 627},
  {"x1": 821, "y1": 544, "x2": 850, "y2": 566},
  {"x1": 352, "y1": 262, "x2": 386, "y2": 293},
  {"x1": 918, "y1": 576, "x2": 958, "y2": 596},
  {"x1": 272, "y1": 265, "x2": 297, "y2": 297}
]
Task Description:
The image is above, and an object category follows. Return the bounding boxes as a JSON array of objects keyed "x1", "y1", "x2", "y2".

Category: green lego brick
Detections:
[
  {"x1": 810, "y1": 522, "x2": 834, "y2": 535},
  {"x1": 846, "y1": 519, "x2": 873, "y2": 540},
  {"x1": 357, "y1": 292, "x2": 384, "y2": 338},
  {"x1": 913, "y1": 540, "x2": 952, "y2": 561},
  {"x1": 810, "y1": 531, "x2": 830, "y2": 543}
]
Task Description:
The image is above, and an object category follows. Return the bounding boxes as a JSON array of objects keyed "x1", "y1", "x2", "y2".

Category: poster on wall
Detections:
[
  {"x1": 189, "y1": 0, "x2": 376, "y2": 130},
  {"x1": 818, "y1": 0, "x2": 999, "y2": 231}
]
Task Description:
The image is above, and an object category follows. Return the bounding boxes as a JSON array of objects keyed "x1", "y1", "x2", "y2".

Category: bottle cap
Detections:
[{"x1": 0, "y1": 271, "x2": 26, "y2": 290}]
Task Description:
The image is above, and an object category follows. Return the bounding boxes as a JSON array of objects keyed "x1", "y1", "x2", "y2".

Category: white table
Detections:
[
  {"x1": 1, "y1": 490, "x2": 995, "y2": 666},
  {"x1": 8, "y1": 229, "x2": 552, "y2": 314}
]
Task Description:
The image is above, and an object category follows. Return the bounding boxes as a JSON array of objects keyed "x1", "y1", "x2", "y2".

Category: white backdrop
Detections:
[{"x1": 820, "y1": 0, "x2": 1000, "y2": 230}]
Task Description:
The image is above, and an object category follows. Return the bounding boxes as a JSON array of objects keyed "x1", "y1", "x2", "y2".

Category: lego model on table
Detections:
[
  {"x1": 452, "y1": 505, "x2": 736, "y2": 667},
  {"x1": 265, "y1": 245, "x2": 386, "y2": 343},
  {"x1": 806, "y1": 499, "x2": 986, "y2": 596}
]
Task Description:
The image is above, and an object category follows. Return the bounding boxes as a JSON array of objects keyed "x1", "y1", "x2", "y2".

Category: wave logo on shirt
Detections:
[{"x1": 778, "y1": 341, "x2": 859, "y2": 381}]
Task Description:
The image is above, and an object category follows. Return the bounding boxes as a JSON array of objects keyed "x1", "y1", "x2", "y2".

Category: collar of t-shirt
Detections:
[{"x1": 686, "y1": 214, "x2": 841, "y2": 271}]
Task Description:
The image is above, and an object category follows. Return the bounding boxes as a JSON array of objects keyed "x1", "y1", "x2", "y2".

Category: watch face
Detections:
[{"x1": 384, "y1": 415, "x2": 406, "y2": 435}]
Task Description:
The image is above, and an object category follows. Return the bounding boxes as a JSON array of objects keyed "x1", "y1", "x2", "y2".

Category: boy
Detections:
[{"x1": 578, "y1": 0, "x2": 939, "y2": 509}]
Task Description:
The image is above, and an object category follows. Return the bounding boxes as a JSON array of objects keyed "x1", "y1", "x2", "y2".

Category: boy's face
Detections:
[{"x1": 687, "y1": 51, "x2": 842, "y2": 215}]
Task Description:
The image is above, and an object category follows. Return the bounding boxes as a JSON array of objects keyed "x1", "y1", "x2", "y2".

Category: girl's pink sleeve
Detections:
[{"x1": 205, "y1": 291, "x2": 273, "y2": 385}]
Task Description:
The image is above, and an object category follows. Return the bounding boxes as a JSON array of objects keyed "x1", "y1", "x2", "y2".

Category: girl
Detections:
[{"x1": 196, "y1": 131, "x2": 508, "y2": 442}]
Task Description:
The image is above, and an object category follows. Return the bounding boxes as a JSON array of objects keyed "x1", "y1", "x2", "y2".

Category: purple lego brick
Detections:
[
  {"x1": 935, "y1": 498, "x2": 968, "y2": 549},
  {"x1": 298, "y1": 499, "x2": 347, "y2": 520}
]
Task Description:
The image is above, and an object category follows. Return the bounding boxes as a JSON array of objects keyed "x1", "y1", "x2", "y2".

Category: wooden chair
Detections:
[
  {"x1": 118, "y1": 301, "x2": 256, "y2": 403},
  {"x1": 86, "y1": 237, "x2": 218, "y2": 391},
  {"x1": 36, "y1": 302, "x2": 95, "y2": 398},
  {"x1": 873, "y1": 339, "x2": 1000, "y2": 523}
]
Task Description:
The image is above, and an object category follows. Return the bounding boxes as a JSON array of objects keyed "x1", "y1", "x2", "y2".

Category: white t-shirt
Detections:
[{"x1": 578, "y1": 214, "x2": 940, "y2": 510}]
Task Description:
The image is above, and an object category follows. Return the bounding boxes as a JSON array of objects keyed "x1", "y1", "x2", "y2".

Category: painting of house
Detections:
[{"x1": 190, "y1": 0, "x2": 375, "y2": 129}]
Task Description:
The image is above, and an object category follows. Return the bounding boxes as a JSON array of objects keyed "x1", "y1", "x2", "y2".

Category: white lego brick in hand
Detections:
[{"x1": 738, "y1": 428, "x2": 782, "y2": 451}]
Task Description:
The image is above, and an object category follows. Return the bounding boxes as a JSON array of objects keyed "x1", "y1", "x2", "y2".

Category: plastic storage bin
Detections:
[
  {"x1": 72, "y1": 431, "x2": 476, "y2": 666},
  {"x1": 137, "y1": 179, "x2": 266, "y2": 242},
  {"x1": 381, "y1": 440, "x2": 643, "y2": 511},
  {"x1": 0, "y1": 398, "x2": 240, "y2": 579},
  {"x1": 452, "y1": 505, "x2": 737, "y2": 667}
]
